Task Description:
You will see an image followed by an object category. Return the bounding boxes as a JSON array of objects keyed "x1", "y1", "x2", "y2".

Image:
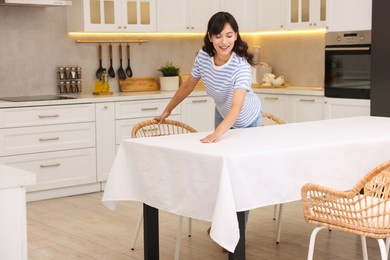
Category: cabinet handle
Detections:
[
  {"x1": 123, "y1": 26, "x2": 127, "y2": 29},
  {"x1": 265, "y1": 97, "x2": 279, "y2": 100},
  {"x1": 313, "y1": 23, "x2": 317, "y2": 26},
  {"x1": 309, "y1": 23, "x2": 312, "y2": 26},
  {"x1": 191, "y1": 26, "x2": 194, "y2": 29},
  {"x1": 141, "y1": 107, "x2": 158, "y2": 111},
  {"x1": 104, "y1": 106, "x2": 108, "y2": 109},
  {"x1": 280, "y1": 25, "x2": 283, "y2": 28},
  {"x1": 118, "y1": 26, "x2": 122, "y2": 29},
  {"x1": 299, "y1": 99, "x2": 315, "y2": 102},
  {"x1": 39, "y1": 137, "x2": 60, "y2": 142},
  {"x1": 40, "y1": 163, "x2": 61, "y2": 168},
  {"x1": 39, "y1": 114, "x2": 59, "y2": 118},
  {"x1": 191, "y1": 99, "x2": 208, "y2": 103},
  {"x1": 186, "y1": 26, "x2": 190, "y2": 29}
]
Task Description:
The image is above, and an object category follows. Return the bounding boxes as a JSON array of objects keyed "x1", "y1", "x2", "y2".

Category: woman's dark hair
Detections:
[{"x1": 202, "y1": 12, "x2": 254, "y2": 66}]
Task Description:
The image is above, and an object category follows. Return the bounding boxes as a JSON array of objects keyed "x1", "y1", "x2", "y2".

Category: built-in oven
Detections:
[{"x1": 325, "y1": 30, "x2": 371, "y2": 99}]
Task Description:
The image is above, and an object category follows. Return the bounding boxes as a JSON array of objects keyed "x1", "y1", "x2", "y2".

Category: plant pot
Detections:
[{"x1": 159, "y1": 76, "x2": 179, "y2": 91}]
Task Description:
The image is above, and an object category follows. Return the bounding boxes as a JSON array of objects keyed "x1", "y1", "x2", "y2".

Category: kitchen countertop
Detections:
[
  {"x1": 0, "y1": 165, "x2": 36, "y2": 189},
  {"x1": 0, "y1": 86, "x2": 324, "y2": 108}
]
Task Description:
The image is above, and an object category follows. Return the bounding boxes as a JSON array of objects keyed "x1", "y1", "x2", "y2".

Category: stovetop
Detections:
[{"x1": 0, "y1": 95, "x2": 76, "y2": 102}]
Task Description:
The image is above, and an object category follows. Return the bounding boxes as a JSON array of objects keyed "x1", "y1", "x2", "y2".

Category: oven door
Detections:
[{"x1": 325, "y1": 45, "x2": 371, "y2": 99}]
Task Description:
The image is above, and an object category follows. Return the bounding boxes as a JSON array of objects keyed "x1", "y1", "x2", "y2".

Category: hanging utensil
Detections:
[
  {"x1": 96, "y1": 44, "x2": 103, "y2": 79},
  {"x1": 126, "y1": 44, "x2": 133, "y2": 78},
  {"x1": 118, "y1": 44, "x2": 127, "y2": 80},
  {"x1": 108, "y1": 43, "x2": 115, "y2": 78}
]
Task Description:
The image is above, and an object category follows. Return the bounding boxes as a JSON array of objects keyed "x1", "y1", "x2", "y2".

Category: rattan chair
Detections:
[
  {"x1": 301, "y1": 160, "x2": 390, "y2": 260},
  {"x1": 261, "y1": 112, "x2": 286, "y2": 244},
  {"x1": 130, "y1": 119, "x2": 197, "y2": 260}
]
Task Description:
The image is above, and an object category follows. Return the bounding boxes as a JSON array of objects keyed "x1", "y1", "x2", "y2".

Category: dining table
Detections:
[{"x1": 102, "y1": 116, "x2": 390, "y2": 260}]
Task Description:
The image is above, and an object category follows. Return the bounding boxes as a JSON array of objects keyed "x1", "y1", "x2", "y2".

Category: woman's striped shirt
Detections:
[{"x1": 191, "y1": 49, "x2": 262, "y2": 128}]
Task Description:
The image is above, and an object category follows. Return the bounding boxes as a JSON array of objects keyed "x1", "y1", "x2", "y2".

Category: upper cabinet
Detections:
[
  {"x1": 285, "y1": 0, "x2": 326, "y2": 29},
  {"x1": 220, "y1": 0, "x2": 255, "y2": 32},
  {"x1": 67, "y1": 0, "x2": 156, "y2": 32},
  {"x1": 157, "y1": 0, "x2": 220, "y2": 33},
  {"x1": 326, "y1": 0, "x2": 372, "y2": 32},
  {"x1": 255, "y1": 0, "x2": 286, "y2": 31}
]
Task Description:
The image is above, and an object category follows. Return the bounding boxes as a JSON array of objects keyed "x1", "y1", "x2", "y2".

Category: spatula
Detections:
[
  {"x1": 108, "y1": 43, "x2": 115, "y2": 78},
  {"x1": 126, "y1": 44, "x2": 133, "y2": 77},
  {"x1": 95, "y1": 44, "x2": 103, "y2": 79},
  {"x1": 118, "y1": 44, "x2": 126, "y2": 80}
]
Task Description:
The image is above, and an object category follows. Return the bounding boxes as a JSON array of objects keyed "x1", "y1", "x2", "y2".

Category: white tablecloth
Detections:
[{"x1": 102, "y1": 116, "x2": 390, "y2": 252}]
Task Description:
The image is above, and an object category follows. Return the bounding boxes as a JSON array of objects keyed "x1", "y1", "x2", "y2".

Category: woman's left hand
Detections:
[{"x1": 200, "y1": 131, "x2": 222, "y2": 143}]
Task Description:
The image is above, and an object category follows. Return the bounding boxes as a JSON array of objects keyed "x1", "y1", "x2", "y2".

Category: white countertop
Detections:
[
  {"x1": 0, "y1": 86, "x2": 324, "y2": 108},
  {"x1": 0, "y1": 165, "x2": 36, "y2": 189}
]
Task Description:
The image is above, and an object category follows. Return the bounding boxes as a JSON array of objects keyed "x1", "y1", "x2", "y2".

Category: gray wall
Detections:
[{"x1": 0, "y1": 6, "x2": 324, "y2": 96}]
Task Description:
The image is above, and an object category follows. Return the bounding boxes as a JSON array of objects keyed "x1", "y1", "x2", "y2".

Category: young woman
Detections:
[{"x1": 155, "y1": 11, "x2": 262, "y2": 142}]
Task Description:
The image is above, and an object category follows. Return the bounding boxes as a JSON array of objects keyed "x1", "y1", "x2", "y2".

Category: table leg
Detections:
[
  {"x1": 143, "y1": 204, "x2": 159, "y2": 260},
  {"x1": 228, "y1": 211, "x2": 246, "y2": 260}
]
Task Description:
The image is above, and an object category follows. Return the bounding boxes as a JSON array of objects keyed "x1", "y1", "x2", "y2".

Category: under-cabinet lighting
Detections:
[{"x1": 68, "y1": 28, "x2": 326, "y2": 38}]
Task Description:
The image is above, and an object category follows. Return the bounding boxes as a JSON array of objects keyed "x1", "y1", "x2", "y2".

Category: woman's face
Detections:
[{"x1": 209, "y1": 23, "x2": 237, "y2": 57}]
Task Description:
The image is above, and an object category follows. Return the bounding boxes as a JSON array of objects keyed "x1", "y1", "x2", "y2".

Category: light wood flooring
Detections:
[{"x1": 27, "y1": 192, "x2": 384, "y2": 260}]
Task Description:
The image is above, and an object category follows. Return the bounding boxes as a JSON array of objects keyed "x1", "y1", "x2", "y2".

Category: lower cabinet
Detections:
[
  {"x1": 258, "y1": 93, "x2": 291, "y2": 122},
  {"x1": 290, "y1": 95, "x2": 325, "y2": 122},
  {"x1": 181, "y1": 96, "x2": 215, "y2": 131},
  {"x1": 324, "y1": 98, "x2": 370, "y2": 119}
]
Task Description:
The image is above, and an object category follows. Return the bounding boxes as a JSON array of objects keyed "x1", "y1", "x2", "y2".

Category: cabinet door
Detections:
[
  {"x1": 290, "y1": 96, "x2": 324, "y2": 122},
  {"x1": 326, "y1": 0, "x2": 372, "y2": 32},
  {"x1": 189, "y1": 0, "x2": 220, "y2": 32},
  {"x1": 121, "y1": 0, "x2": 156, "y2": 32},
  {"x1": 286, "y1": 0, "x2": 326, "y2": 29},
  {"x1": 157, "y1": 0, "x2": 188, "y2": 32},
  {"x1": 255, "y1": 0, "x2": 285, "y2": 30},
  {"x1": 220, "y1": 0, "x2": 255, "y2": 32},
  {"x1": 84, "y1": 0, "x2": 120, "y2": 31},
  {"x1": 182, "y1": 96, "x2": 215, "y2": 132},
  {"x1": 95, "y1": 103, "x2": 116, "y2": 182},
  {"x1": 258, "y1": 94, "x2": 290, "y2": 123},
  {"x1": 325, "y1": 98, "x2": 370, "y2": 119}
]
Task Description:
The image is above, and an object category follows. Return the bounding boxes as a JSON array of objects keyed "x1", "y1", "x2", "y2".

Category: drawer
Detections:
[
  {"x1": 115, "y1": 115, "x2": 181, "y2": 144},
  {"x1": 0, "y1": 122, "x2": 95, "y2": 156},
  {"x1": 0, "y1": 104, "x2": 95, "y2": 128},
  {"x1": 115, "y1": 99, "x2": 181, "y2": 119},
  {"x1": 0, "y1": 148, "x2": 96, "y2": 192}
]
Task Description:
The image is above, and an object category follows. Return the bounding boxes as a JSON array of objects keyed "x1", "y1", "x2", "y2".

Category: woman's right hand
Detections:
[{"x1": 154, "y1": 110, "x2": 171, "y2": 123}]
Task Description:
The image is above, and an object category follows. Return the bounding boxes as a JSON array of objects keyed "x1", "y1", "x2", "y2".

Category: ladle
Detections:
[
  {"x1": 95, "y1": 44, "x2": 103, "y2": 79},
  {"x1": 118, "y1": 45, "x2": 127, "y2": 80},
  {"x1": 108, "y1": 43, "x2": 115, "y2": 78}
]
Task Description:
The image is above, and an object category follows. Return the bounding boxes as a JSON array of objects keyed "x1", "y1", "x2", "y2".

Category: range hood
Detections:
[{"x1": 0, "y1": 0, "x2": 71, "y2": 7}]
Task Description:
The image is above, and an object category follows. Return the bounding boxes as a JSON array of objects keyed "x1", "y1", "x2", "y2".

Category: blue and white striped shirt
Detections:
[{"x1": 191, "y1": 49, "x2": 262, "y2": 128}]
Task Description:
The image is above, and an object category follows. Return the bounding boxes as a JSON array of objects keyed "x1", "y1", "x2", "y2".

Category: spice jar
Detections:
[
  {"x1": 70, "y1": 67, "x2": 77, "y2": 79},
  {"x1": 76, "y1": 67, "x2": 82, "y2": 79},
  {"x1": 77, "y1": 80, "x2": 82, "y2": 92},
  {"x1": 65, "y1": 81, "x2": 71, "y2": 93},
  {"x1": 71, "y1": 81, "x2": 77, "y2": 93},
  {"x1": 58, "y1": 67, "x2": 65, "y2": 80},
  {"x1": 59, "y1": 81, "x2": 65, "y2": 93}
]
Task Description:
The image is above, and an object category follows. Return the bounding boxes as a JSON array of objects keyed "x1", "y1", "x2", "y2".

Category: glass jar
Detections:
[
  {"x1": 76, "y1": 67, "x2": 82, "y2": 79},
  {"x1": 58, "y1": 67, "x2": 65, "y2": 80}
]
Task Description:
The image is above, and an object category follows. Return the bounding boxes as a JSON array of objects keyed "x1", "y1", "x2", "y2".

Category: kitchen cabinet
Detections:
[
  {"x1": 289, "y1": 95, "x2": 325, "y2": 122},
  {"x1": 220, "y1": 0, "x2": 255, "y2": 32},
  {"x1": 258, "y1": 93, "x2": 290, "y2": 123},
  {"x1": 255, "y1": 0, "x2": 286, "y2": 30},
  {"x1": 0, "y1": 104, "x2": 98, "y2": 201},
  {"x1": 182, "y1": 96, "x2": 215, "y2": 132},
  {"x1": 157, "y1": 0, "x2": 220, "y2": 32},
  {"x1": 95, "y1": 103, "x2": 116, "y2": 182},
  {"x1": 324, "y1": 98, "x2": 370, "y2": 119},
  {"x1": 326, "y1": 0, "x2": 372, "y2": 32},
  {"x1": 67, "y1": 0, "x2": 156, "y2": 32},
  {"x1": 115, "y1": 99, "x2": 181, "y2": 147},
  {"x1": 285, "y1": 0, "x2": 326, "y2": 29}
]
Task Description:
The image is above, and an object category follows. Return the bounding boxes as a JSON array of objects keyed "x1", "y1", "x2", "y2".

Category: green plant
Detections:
[{"x1": 158, "y1": 62, "x2": 180, "y2": 77}]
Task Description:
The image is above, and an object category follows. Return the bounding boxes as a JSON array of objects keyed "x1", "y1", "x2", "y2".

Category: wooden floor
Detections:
[{"x1": 27, "y1": 192, "x2": 384, "y2": 260}]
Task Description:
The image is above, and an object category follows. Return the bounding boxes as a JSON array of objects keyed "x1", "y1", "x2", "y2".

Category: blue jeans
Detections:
[
  {"x1": 214, "y1": 107, "x2": 262, "y2": 129},
  {"x1": 214, "y1": 108, "x2": 261, "y2": 224}
]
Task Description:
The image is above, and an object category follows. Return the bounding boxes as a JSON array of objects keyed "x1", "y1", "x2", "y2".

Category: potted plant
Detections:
[{"x1": 158, "y1": 62, "x2": 180, "y2": 91}]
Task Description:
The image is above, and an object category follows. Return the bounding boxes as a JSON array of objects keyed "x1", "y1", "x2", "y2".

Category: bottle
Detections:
[{"x1": 101, "y1": 69, "x2": 110, "y2": 93}]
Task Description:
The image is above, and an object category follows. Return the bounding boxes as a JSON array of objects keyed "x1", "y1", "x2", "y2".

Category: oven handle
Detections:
[{"x1": 325, "y1": 47, "x2": 370, "y2": 51}]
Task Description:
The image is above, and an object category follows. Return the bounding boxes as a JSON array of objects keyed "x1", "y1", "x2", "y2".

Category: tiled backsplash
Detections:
[{"x1": 0, "y1": 7, "x2": 324, "y2": 96}]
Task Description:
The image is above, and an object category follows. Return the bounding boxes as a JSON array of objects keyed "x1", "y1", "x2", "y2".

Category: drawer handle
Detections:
[
  {"x1": 265, "y1": 97, "x2": 279, "y2": 100},
  {"x1": 40, "y1": 163, "x2": 61, "y2": 168},
  {"x1": 39, "y1": 137, "x2": 60, "y2": 142},
  {"x1": 141, "y1": 107, "x2": 158, "y2": 111},
  {"x1": 299, "y1": 99, "x2": 315, "y2": 102},
  {"x1": 192, "y1": 99, "x2": 208, "y2": 103},
  {"x1": 39, "y1": 114, "x2": 59, "y2": 118}
]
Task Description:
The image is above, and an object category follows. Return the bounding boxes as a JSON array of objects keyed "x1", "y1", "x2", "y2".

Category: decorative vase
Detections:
[{"x1": 159, "y1": 76, "x2": 179, "y2": 91}]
